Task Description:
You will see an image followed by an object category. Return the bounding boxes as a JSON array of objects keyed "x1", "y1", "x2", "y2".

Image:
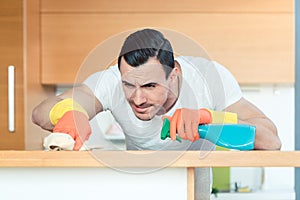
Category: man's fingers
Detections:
[
  {"x1": 73, "y1": 137, "x2": 83, "y2": 150},
  {"x1": 180, "y1": 122, "x2": 193, "y2": 141},
  {"x1": 170, "y1": 110, "x2": 180, "y2": 140},
  {"x1": 169, "y1": 108, "x2": 202, "y2": 142},
  {"x1": 191, "y1": 121, "x2": 200, "y2": 140},
  {"x1": 177, "y1": 114, "x2": 185, "y2": 139}
]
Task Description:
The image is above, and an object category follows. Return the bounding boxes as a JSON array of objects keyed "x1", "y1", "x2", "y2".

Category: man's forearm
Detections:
[
  {"x1": 32, "y1": 96, "x2": 63, "y2": 131},
  {"x1": 239, "y1": 118, "x2": 281, "y2": 150}
]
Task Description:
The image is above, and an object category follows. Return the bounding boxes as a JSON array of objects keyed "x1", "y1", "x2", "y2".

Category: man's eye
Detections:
[
  {"x1": 123, "y1": 82, "x2": 135, "y2": 88},
  {"x1": 143, "y1": 83, "x2": 156, "y2": 88}
]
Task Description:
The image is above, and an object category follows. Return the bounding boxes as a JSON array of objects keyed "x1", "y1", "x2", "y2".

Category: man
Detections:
[
  {"x1": 32, "y1": 28, "x2": 281, "y2": 198},
  {"x1": 32, "y1": 28, "x2": 280, "y2": 151}
]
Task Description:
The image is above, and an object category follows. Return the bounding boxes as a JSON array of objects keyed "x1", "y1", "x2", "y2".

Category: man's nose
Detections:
[{"x1": 132, "y1": 88, "x2": 146, "y2": 105}]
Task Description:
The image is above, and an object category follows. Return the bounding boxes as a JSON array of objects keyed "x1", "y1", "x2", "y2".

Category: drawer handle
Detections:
[{"x1": 8, "y1": 65, "x2": 14, "y2": 132}]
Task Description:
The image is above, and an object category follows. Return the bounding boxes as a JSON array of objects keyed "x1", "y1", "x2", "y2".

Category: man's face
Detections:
[{"x1": 120, "y1": 57, "x2": 172, "y2": 121}]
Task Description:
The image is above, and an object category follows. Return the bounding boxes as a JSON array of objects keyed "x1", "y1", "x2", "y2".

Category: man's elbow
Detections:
[
  {"x1": 31, "y1": 107, "x2": 42, "y2": 126},
  {"x1": 31, "y1": 106, "x2": 52, "y2": 131},
  {"x1": 264, "y1": 123, "x2": 281, "y2": 150},
  {"x1": 269, "y1": 126, "x2": 282, "y2": 150},
  {"x1": 254, "y1": 138, "x2": 281, "y2": 150},
  {"x1": 255, "y1": 132, "x2": 282, "y2": 150},
  {"x1": 270, "y1": 137, "x2": 282, "y2": 150},
  {"x1": 31, "y1": 106, "x2": 40, "y2": 126}
]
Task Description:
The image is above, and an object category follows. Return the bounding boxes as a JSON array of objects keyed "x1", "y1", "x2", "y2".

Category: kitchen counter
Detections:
[
  {"x1": 0, "y1": 150, "x2": 299, "y2": 167},
  {"x1": 0, "y1": 151, "x2": 299, "y2": 200}
]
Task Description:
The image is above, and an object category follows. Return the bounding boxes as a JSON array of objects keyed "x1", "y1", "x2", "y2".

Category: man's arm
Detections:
[
  {"x1": 32, "y1": 85, "x2": 103, "y2": 131},
  {"x1": 224, "y1": 97, "x2": 281, "y2": 150}
]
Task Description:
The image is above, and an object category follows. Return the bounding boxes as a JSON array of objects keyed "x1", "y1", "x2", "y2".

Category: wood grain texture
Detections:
[
  {"x1": 187, "y1": 167, "x2": 195, "y2": 200},
  {"x1": 41, "y1": 12, "x2": 294, "y2": 84},
  {"x1": 0, "y1": 0, "x2": 24, "y2": 149},
  {"x1": 0, "y1": 151, "x2": 300, "y2": 167},
  {"x1": 24, "y1": 0, "x2": 56, "y2": 149},
  {"x1": 41, "y1": 0, "x2": 293, "y2": 13}
]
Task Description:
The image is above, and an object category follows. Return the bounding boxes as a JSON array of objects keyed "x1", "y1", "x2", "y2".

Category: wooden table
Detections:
[{"x1": 0, "y1": 151, "x2": 299, "y2": 200}]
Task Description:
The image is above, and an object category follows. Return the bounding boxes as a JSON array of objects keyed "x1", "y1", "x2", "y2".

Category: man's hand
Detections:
[
  {"x1": 171, "y1": 108, "x2": 200, "y2": 141},
  {"x1": 53, "y1": 110, "x2": 91, "y2": 150},
  {"x1": 164, "y1": 108, "x2": 237, "y2": 142},
  {"x1": 165, "y1": 108, "x2": 211, "y2": 142}
]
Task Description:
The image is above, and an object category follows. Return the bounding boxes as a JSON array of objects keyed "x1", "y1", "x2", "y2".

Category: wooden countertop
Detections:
[{"x1": 0, "y1": 151, "x2": 299, "y2": 167}]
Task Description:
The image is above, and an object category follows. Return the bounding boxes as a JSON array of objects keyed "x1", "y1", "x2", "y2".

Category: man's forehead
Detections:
[
  {"x1": 122, "y1": 69, "x2": 161, "y2": 81},
  {"x1": 121, "y1": 67, "x2": 168, "y2": 86},
  {"x1": 121, "y1": 60, "x2": 165, "y2": 75}
]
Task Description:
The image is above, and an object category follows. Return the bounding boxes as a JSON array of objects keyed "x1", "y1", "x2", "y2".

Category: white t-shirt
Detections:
[{"x1": 83, "y1": 56, "x2": 242, "y2": 151}]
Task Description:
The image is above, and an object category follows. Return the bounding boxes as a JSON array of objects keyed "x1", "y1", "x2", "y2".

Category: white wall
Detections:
[{"x1": 231, "y1": 84, "x2": 295, "y2": 191}]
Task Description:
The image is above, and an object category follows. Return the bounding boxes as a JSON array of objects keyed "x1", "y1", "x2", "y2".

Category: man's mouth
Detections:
[{"x1": 132, "y1": 104, "x2": 151, "y2": 113}]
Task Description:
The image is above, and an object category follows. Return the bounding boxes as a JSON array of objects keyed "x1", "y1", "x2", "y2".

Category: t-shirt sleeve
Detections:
[
  {"x1": 83, "y1": 65, "x2": 119, "y2": 110},
  {"x1": 211, "y1": 61, "x2": 243, "y2": 110}
]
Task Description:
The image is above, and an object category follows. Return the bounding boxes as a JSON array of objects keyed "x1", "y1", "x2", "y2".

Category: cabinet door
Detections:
[
  {"x1": 40, "y1": 0, "x2": 294, "y2": 84},
  {"x1": 0, "y1": 0, "x2": 24, "y2": 149}
]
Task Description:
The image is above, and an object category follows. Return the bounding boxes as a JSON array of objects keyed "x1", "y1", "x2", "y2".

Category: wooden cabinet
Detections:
[
  {"x1": 40, "y1": 0, "x2": 294, "y2": 84},
  {"x1": 0, "y1": 0, "x2": 24, "y2": 149}
]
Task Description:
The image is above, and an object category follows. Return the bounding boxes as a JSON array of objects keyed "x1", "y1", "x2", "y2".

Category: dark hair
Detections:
[{"x1": 118, "y1": 29, "x2": 175, "y2": 78}]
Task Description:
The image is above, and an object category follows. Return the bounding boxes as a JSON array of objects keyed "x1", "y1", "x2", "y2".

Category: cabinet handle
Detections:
[{"x1": 8, "y1": 66, "x2": 14, "y2": 132}]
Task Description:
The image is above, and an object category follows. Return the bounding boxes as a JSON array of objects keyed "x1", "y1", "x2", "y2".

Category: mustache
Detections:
[{"x1": 128, "y1": 101, "x2": 153, "y2": 108}]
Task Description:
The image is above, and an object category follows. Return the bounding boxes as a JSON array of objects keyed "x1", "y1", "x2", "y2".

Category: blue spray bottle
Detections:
[{"x1": 161, "y1": 118, "x2": 256, "y2": 150}]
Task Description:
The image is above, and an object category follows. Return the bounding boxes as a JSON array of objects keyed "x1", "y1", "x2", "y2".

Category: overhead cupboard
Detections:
[{"x1": 40, "y1": 0, "x2": 294, "y2": 85}]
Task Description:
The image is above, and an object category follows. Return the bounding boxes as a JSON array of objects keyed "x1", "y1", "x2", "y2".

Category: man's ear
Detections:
[{"x1": 168, "y1": 66, "x2": 180, "y2": 82}]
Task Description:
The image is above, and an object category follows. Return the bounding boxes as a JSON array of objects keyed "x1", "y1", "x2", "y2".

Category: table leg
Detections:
[{"x1": 187, "y1": 167, "x2": 195, "y2": 200}]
